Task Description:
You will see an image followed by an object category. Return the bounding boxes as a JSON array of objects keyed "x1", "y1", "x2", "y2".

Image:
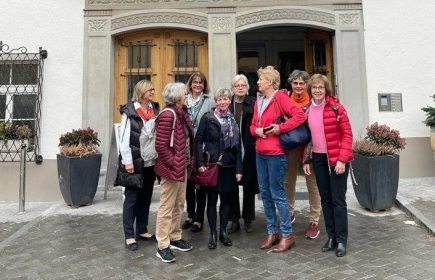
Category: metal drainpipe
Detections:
[{"x1": 19, "y1": 143, "x2": 27, "y2": 213}]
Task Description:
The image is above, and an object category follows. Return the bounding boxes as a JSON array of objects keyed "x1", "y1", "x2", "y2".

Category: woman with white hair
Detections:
[
  {"x1": 228, "y1": 74, "x2": 259, "y2": 234},
  {"x1": 154, "y1": 82, "x2": 195, "y2": 263},
  {"x1": 195, "y1": 88, "x2": 243, "y2": 249}
]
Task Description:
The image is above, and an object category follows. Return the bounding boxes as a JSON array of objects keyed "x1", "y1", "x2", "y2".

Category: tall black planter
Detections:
[
  {"x1": 57, "y1": 153, "x2": 102, "y2": 207},
  {"x1": 351, "y1": 153, "x2": 399, "y2": 212}
]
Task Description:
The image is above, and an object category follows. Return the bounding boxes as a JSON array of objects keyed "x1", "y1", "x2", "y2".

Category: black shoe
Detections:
[
  {"x1": 170, "y1": 239, "x2": 193, "y2": 252},
  {"x1": 244, "y1": 221, "x2": 253, "y2": 233},
  {"x1": 125, "y1": 241, "x2": 138, "y2": 251},
  {"x1": 190, "y1": 222, "x2": 203, "y2": 233},
  {"x1": 208, "y1": 231, "x2": 217, "y2": 250},
  {"x1": 156, "y1": 247, "x2": 176, "y2": 263},
  {"x1": 219, "y1": 230, "x2": 232, "y2": 247},
  {"x1": 228, "y1": 221, "x2": 240, "y2": 234},
  {"x1": 335, "y1": 242, "x2": 347, "y2": 257},
  {"x1": 321, "y1": 238, "x2": 337, "y2": 252},
  {"x1": 182, "y1": 219, "x2": 192, "y2": 230},
  {"x1": 136, "y1": 233, "x2": 157, "y2": 243}
]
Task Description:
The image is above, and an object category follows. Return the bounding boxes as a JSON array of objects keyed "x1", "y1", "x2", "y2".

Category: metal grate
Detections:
[
  {"x1": 0, "y1": 41, "x2": 47, "y2": 163},
  {"x1": 125, "y1": 40, "x2": 154, "y2": 101},
  {"x1": 171, "y1": 40, "x2": 202, "y2": 83}
]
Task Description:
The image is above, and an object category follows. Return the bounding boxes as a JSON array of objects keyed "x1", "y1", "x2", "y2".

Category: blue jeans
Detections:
[{"x1": 256, "y1": 153, "x2": 292, "y2": 237}]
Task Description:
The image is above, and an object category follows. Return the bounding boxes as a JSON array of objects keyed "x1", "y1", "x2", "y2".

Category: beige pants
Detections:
[
  {"x1": 156, "y1": 174, "x2": 187, "y2": 249},
  {"x1": 285, "y1": 149, "x2": 321, "y2": 224}
]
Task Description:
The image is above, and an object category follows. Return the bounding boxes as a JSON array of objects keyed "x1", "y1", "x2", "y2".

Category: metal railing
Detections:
[{"x1": 0, "y1": 41, "x2": 47, "y2": 163}]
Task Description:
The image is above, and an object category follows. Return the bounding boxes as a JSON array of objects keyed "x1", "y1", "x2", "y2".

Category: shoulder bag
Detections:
[
  {"x1": 190, "y1": 152, "x2": 219, "y2": 187},
  {"x1": 274, "y1": 98, "x2": 311, "y2": 150}
]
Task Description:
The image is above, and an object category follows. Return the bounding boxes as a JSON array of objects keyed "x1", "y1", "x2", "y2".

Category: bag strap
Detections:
[
  {"x1": 155, "y1": 108, "x2": 176, "y2": 147},
  {"x1": 273, "y1": 95, "x2": 288, "y2": 120},
  {"x1": 192, "y1": 96, "x2": 205, "y2": 126}
]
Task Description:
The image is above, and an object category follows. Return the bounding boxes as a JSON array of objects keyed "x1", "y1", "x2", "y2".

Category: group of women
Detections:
[{"x1": 117, "y1": 66, "x2": 354, "y2": 263}]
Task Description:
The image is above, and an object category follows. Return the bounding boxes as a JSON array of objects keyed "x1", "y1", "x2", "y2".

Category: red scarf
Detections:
[{"x1": 136, "y1": 105, "x2": 155, "y2": 121}]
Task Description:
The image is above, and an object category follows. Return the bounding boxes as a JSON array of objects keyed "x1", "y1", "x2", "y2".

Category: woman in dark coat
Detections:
[
  {"x1": 228, "y1": 74, "x2": 259, "y2": 234},
  {"x1": 195, "y1": 88, "x2": 243, "y2": 249}
]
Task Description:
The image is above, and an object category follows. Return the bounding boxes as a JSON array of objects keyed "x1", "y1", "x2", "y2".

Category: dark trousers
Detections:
[
  {"x1": 123, "y1": 166, "x2": 155, "y2": 239},
  {"x1": 194, "y1": 187, "x2": 207, "y2": 223},
  {"x1": 230, "y1": 187, "x2": 256, "y2": 222},
  {"x1": 312, "y1": 153, "x2": 349, "y2": 243},
  {"x1": 185, "y1": 179, "x2": 196, "y2": 219},
  {"x1": 206, "y1": 190, "x2": 233, "y2": 232}
]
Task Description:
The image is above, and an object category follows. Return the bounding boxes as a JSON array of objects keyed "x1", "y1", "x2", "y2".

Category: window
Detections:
[{"x1": 0, "y1": 42, "x2": 46, "y2": 163}]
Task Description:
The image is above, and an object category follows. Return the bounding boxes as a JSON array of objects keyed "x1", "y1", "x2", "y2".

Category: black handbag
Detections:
[
  {"x1": 275, "y1": 98, "x2": 311, "y2": 150},
  {"x1": 114, "y1": 154, "x2": 143, "y2": 188}
]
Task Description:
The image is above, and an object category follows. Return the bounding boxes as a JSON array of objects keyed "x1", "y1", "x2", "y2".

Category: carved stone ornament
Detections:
[
  {"x1": 236, "y1": 9, "x2": 335, "y2": 28},
  {"x1": 339, "y1": 13, "x2": 360, "y2": 26},
  {"x1": 88, "y1": 20, "x2": 108, "y2": 32},
  {"x1": 212, "y1": 17, "x2": 231, "y2": 31},
  {"x1": 111, "y1": 13, "x2": 207, "y2": 31}
]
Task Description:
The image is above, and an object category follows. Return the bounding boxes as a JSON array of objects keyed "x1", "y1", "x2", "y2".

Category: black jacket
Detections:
[
  {"x1": 230, "y1": 95, "x2": 259, "y2": 194},
  {"x1": 119, "y1": 101, "x2": 160, "y2": 176},
  {"x1": 195, "y1": 111, "x2": 242, "y2": 174}
]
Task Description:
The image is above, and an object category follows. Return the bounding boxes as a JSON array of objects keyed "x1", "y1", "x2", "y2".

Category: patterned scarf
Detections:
[{"x1": 214, "y1": 108, "x2": 240, "y2": 150}]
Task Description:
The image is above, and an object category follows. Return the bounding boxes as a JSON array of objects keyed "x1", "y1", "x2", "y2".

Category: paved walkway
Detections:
[{"x1": 1, "y1": 178, "x2": 435, "y2": 279}]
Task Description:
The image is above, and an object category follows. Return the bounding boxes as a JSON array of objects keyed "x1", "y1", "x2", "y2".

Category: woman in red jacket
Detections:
[
  {"x1": 154, "y1": 82, "x2": 196, "y2": 263},
  {"x1": 302, "y1": 74, "x2": 354, "y2": 257},
  {"x1": 250, "y1": 66, "x2": 306, "y2": 253}
]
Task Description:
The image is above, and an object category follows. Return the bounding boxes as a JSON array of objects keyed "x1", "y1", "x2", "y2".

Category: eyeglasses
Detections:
[
  {"x1": 234, "y1": 84, "x2": 247, "y2": 88},
  {"x1": 193, "y1": 81, "x2": 204, "y2": 85},
  {"x1": 292, "y1": 82, "x2": 305, "y2": 86},
  {"x1": 312, "y1": 86, "x2": 325, "y2": 91}
]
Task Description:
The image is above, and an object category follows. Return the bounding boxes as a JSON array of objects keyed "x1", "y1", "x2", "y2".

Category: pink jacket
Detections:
[{"x1": 250, "y1": 90, "x2": 306, "y2": 155}]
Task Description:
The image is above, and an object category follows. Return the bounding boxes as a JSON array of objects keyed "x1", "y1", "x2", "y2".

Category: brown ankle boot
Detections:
[
  {"x1": 260, "y1": 233, "x2": 281, "y2": 249},
  {"x1": 273, "y1": 234, "x2": 295, "y2": 252}
]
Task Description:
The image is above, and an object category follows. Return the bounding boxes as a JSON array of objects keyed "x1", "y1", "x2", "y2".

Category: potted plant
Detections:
[
  {"x1": 0, "y1": 121, "x2": 33, "y2": 152},
  {"x1": 421, "y1": 94, "x2": 435, "y2": 155},
  {"x1": 351, "y1": 122, "x2": 407, "y2": 212},
  {"x1": 57, "y1": 127, "x2": 102, "y2": 207}
]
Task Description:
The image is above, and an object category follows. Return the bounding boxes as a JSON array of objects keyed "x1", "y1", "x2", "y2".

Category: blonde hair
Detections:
[
  {"x1": 132, "y1": 80, "x2": 154, "y2": 102},
  {"x1": 257, "y1": 66, "x2": 280, "y2": 90}
]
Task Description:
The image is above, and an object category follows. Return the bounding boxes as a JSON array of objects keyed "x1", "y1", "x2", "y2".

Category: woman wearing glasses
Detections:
[
  {"x1": 183, "y1": 72, "x2": 216, "y2": 233},
  {"x1": 118, "y1": 80, "x2": 159, "y2": 251},
  {"x1": 302, "y1": 74, "x2": 354, "y2": 257},
  {"x1": 284, "y1": 70, "x2": 321, "y2": 240},
  {"x1": 228, "y1": 74, "x2": 259, "y2": 234}
]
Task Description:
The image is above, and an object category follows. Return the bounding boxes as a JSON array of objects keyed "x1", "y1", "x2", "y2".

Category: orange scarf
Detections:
[
  {"x1": 136, "y1": 105, "x2": 155, "y2": 121},
  {"x1": 290, "y1": 91, "x2": 310, "y2": 108}
]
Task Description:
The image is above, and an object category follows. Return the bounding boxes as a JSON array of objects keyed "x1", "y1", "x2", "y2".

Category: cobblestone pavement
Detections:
[{"x1": 1, "y1": 180, "x2": 435, "y2": 280}]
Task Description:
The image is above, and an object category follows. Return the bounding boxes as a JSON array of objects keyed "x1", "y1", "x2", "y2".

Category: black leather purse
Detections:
[{"x1": 114, "y1": 154, "x2": 143, "y2": 188}]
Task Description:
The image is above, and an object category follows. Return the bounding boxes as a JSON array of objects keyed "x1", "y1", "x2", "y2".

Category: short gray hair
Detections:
[
  {"x1": 163, "y1": 82, "x2": 186, "y2": 105},
  {"x1": 287, "y1": 70, "x2": 310, "y2": 84},
  {"x1": 213, "y1": 88, "x2": 232, "y2": 101}
]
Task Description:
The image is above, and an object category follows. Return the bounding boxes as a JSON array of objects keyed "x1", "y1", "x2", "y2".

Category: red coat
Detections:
[
  {"x1": 250, "y1": 90, "x2": 306, "y2": 155},
  {"x1": 318, "y1": 95, "x2": 354, "y2": 165},
  {"x1": 154, "y1": 105, "x2": 195, "y2": 182}
]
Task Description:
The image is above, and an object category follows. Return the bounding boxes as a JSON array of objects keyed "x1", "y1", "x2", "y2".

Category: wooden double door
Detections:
[{"x1": 114, "y1": 29, "x2": 209, "y2": 122}]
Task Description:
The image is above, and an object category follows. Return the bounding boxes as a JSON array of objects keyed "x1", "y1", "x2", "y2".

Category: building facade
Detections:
[{"x1": 1, "y1": 0, "x2": 435, "y2": 202}]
